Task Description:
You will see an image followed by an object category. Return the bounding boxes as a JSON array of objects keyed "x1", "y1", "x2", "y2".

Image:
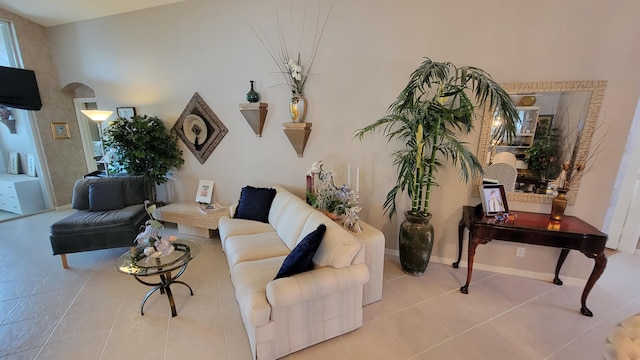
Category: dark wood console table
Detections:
[{"x1": 454, "y1": 205, "x2": 607, "y2": 316}]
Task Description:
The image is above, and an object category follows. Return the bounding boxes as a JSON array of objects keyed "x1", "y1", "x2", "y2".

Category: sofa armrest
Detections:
[{"x1": 266, "y1": 264, "x2": 369, "y2": 308}]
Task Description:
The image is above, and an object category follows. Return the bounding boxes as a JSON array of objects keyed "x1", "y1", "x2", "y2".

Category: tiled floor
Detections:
[{"x1": 0, "y1": 209, "x2": 638, "y2": 360}]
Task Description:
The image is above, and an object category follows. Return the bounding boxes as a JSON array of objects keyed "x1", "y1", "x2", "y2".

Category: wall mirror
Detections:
[{"x1": 474, "y1": 81, "x2": 607, "y2": 205}]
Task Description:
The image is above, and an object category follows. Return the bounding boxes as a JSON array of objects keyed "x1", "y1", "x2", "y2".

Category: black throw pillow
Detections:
[
  {"x1": 88, "y1": 182, "x2": 125, "y2": 211},
  {"x1": 274, "y1": 224, "x2": 326, "y2": 279},
  {"x1": 233, "y1": 186, "x2": 276, "y2": 223}
]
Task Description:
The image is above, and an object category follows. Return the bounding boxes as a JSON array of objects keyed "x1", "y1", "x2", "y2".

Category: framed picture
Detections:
[
  {"x1": 7, "y1": 152, "x2": 18, "y2": 174},
  {"x1": 26, "y1": 153, "x2": 36, "y2": 177},
  {"x1": 116, "y1": 107, "x2": 136, "y2": 119},
  {"x1": 479, "y1": 183, "x2": 509, "y2": 216},
  {"x1": 51, "y1": 122, "x2": 71, "y2": 139},
  {"x1": 195, "y1": 179, "x2": 215, "y2": 203},
  {"x1": 172, "y1": 92, "x2": 228, "y2": 164}
]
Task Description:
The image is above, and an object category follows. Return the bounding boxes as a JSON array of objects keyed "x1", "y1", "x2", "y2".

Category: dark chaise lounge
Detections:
[{"x1": 50, "y1": 176, "x2": 149, "y2": 268}]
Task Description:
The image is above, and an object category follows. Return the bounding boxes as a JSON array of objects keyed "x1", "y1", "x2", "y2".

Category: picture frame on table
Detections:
[
  {"x1": 26, "y1": 153, "x2": 36, "y2": 177},
  {"x1": 195, "y1": 179, "x2": 215, "y2": 204},
  {"x1": 7, "y1": 152, "x2": 18, "y2": 174},
  {"x1": 116, "y1": 107, "x2": 136, "y2": 119},
  {"x1": 479, "y1": 183, "x2": 509, "y2": 216},
  {"x1": 51, "y1": 122, "x2": 71, "y2": 139}
]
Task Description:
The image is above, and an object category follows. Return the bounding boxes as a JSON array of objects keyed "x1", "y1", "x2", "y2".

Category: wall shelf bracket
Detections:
[
  {"x1": 239, "y1": 102, "x2": 268, "y2": 137},
  {"x1": 283, "y1": 122, "x2": 311, "y2": 157}
]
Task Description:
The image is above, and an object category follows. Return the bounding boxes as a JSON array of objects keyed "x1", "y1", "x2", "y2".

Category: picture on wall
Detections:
[
  {"x1": 479, "y1": 183, "x2": 509, "y2": 216},
  {"x1": 8, "y1": 152, "x2": 18, "y2": 174},
  {"x1": 195, "y1": 179, "x2": 215, "y2": 204},
  {"x1": 116, "y1": 107, "x2": 136, "y2": 119},
  {"x1": 172, "y1": 92, "x2": 228, "y2": 164},
  {"x1": 51, "y1": 122, "x2": 70, "y2": 139},
  {"x1": 26, "y1": 153, "x2": 36, "y2": 177}
]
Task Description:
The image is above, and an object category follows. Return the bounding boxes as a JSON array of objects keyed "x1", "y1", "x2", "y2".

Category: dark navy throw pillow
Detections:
[
  {"x1": 233, "y1": 186, "x2": 276, "y2": 223},
  {"x1": 88, "y1": 182, "x2": 125, "y2": 211},
  {"x1": 274, "y1": 224, "x2": 326, "y2": 279}
]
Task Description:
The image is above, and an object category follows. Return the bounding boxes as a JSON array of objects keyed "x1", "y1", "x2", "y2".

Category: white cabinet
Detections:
[{"x1": 0, "y1": 174, "x2": 46, "y2": 215}]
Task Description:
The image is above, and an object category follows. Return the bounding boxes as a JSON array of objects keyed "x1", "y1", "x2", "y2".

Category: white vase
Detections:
[{"x1": 289, "y1": 92, "x2": 307, "y2": 123}]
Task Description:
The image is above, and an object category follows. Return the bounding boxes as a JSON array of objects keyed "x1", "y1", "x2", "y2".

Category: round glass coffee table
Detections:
[{"x1": 115, "y1": 239, "x2": 201, "y2": 317}]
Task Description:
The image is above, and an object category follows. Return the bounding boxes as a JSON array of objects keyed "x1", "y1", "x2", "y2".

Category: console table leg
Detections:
[
  {"x1": 461, "y1": 237, "x2": 488, "y2": 294},
  {"x1": 553, "y1": 249, "x2": 570, "y2": 285},
  {"x1": 580, "y1": 252, "x2": 607, "y2": 317},
  {"x1": 453, "y1": 218, "x2": 465, "y2": 268}
]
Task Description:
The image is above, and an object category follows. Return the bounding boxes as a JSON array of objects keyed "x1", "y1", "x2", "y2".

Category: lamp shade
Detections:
[{"x1": 81, "y1": 110, "x2": 113, "y2": 122}]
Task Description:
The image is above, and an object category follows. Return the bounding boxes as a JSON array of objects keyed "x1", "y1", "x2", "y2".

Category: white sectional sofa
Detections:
[{"x1": 218, "y1": 186, "x2": 378, "y2": 360}]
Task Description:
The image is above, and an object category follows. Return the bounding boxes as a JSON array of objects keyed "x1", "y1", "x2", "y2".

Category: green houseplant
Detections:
[
  {"x1": 525, "y1": 126, "x2": 562, "y2": 182},
  {"x1": 355, "y1": 57, "x2": 519, "y2": 275},
  {"x1": 105, "y1": 114, "x2": 184, "y2": 201}
]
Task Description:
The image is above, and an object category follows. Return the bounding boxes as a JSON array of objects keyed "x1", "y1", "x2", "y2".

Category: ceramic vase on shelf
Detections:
[
  {"x1": 550, "y1": 188, "x2": 569, "y2": 221},
  {"x1": 246, "y1": 80, "x2": 259, "y2": 103},
  {"x1": 289, "y1": 91, "x2": 307, "y2": 123},
  {"x1": 399, "y1": 211, "x2": 434, "y2": 276}
]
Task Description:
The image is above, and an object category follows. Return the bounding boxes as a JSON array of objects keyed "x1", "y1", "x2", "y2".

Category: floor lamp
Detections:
[{"x1": 81, "y1": 110, "x2": 113, "y2": 177}]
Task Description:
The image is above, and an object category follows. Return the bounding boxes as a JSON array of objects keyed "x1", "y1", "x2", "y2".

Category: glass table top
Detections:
[{"x1": 115, "y1": 239, "x2": 201, "y2": 276}]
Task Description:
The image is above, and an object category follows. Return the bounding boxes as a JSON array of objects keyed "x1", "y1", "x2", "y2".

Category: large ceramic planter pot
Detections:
[{"x1": 399, "y1": 211, "x2": 434, "y2": 276}]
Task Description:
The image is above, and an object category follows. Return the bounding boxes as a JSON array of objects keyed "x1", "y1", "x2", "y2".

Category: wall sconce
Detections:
[{"x1": 81, "y1": 110, "x2": 113, "y2": 176}]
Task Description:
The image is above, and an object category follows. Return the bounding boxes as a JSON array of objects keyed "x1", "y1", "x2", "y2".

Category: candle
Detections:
[
  {"x1": 356, "y1": 167, "x2": 360, "y2": 193},
  {"x1": 348, "y1": 165, "x2": 351, "y2": 187}
]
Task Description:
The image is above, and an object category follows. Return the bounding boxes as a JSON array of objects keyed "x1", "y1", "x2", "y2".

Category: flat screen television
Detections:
[{"x1": 0, "y1": 66, "x2": 42, "y2": 110}]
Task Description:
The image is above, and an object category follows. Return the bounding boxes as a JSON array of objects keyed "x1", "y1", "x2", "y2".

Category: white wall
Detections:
[{"x1": 47, "y1": 0, "x2": 640, "y2": 279}]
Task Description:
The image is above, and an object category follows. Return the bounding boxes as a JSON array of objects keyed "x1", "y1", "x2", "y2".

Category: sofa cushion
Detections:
[
  {"x1": 225, "y1": 232, "x2": 291, "y2": 269},
  {"x1": 310, "y1": 216, "x2": 362, "y2": 269},
  {"x1": 88, "y1": 182, "x2": 124, "y2": 211},
  {"x1": 275, "y1": 224, "x2": 326, "y2": 279},
  {"x1": 267, "y1": 186, "x2": 294, "y2": 225},
  {"x1": 230, "y1": 256, "x2": 286, "y2": 327},
  {"x1": 234, "y1": 186, "x2": 276, "y2": 223},
  {"x1": 51, "y1": 204, "x2": 147, "y2": 234},
  {"x1": 274, "y1": 198, "x2": 314, "y2": 250},
  {"x1": 218, "y1": 217, "x2": 276, "y2": 249},
  {"x1": 72, "y1": 176, "x2": 146, "y2": 210}
]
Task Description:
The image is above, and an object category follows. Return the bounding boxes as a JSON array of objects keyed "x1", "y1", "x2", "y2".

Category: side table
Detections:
[
  {"x1": 335, "y1": 219, "x2": 385, "y2": 305},
  {"x1": 156, "y1": 202, "x2": 228, "y2": 238},
  {"x1": 115, "y1": 239, "x2": 201, "y2": 317}
]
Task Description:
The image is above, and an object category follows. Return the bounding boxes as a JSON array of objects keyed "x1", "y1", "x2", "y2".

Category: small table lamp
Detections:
[{"x1": 81, "y1": 110, "x2": 113, "y2": 176}]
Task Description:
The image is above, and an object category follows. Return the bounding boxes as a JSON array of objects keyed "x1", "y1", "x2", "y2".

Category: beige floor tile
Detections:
[
  {"x1": 36, "y1": 329, "x2": 110, "y2": 360},
  {"x1": 340, "y1": 319, "x2": 415, "y2": 360},
  {"x1": 414, "y1": 293, "x2": 495, "y2": 336},
  {"x1": 290, "y1": 336, "x2": 356, "y2": 360},
  {"x1": 224, "y1": 325, "x2": 253, "y2": 360},
  {"x1": 0, "y1": 348, "x2": 40, "y2": 360},
  {"x1": 377, "y1": 305, "x2": 454, "y2": 354},
  {"x1": 0, "y1": 278, "x2": 40, "y2": 302},
  {"x1": 4, "y1": 289, "x2": 77, "y2": 323},
  {"x1": 414, "y1": 338, "x2": 483, "y2": 360},
  {"x1": 362, "y1": 281, "x2": 413, "y2": 323},
  {"x1": 385, "y1": 274, "x2": 448, "y2": 305},
  {"x1": 0, "y1": 316, "x2": 59, "y2": 357},
  {"x1": 457, "y1": 322, "x2": 543, "y2": 360},
  {"x1": 165, "y1": 316, "x2": 228, "y2": 360}
]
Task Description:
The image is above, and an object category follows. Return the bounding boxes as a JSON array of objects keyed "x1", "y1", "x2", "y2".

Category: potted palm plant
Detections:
[{"x1": 355, "y1": 57, "x2": 519, "y2": 275}]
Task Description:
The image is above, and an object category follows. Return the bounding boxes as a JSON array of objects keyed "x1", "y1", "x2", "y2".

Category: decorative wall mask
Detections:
[{"x1": 173, "y1": 92, "x2": 228, "y2": 164}]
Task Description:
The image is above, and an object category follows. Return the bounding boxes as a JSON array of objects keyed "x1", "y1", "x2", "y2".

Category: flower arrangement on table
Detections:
[
  {"x1": 305, "y1": 161, "x2": 363, "y2": 232},
  {"x1": 134, "y1": 201, "x2": 177, "y2": 258},
  {"x1": 251, "y1": 4, "x2": 332, "y2": 96},
  {"x1": 306, "y1": 161, "x2": 351, "y2": 219}
]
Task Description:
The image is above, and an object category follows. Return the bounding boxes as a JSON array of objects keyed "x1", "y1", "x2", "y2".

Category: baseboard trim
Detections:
[{"x1": 384, "y1": 248, "x2": 587, "y2": 287}]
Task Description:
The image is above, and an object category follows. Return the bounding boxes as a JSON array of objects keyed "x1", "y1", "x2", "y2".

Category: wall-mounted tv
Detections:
[{"x1": 0, "y1": 66, "x2": 42, "y2": 110}]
